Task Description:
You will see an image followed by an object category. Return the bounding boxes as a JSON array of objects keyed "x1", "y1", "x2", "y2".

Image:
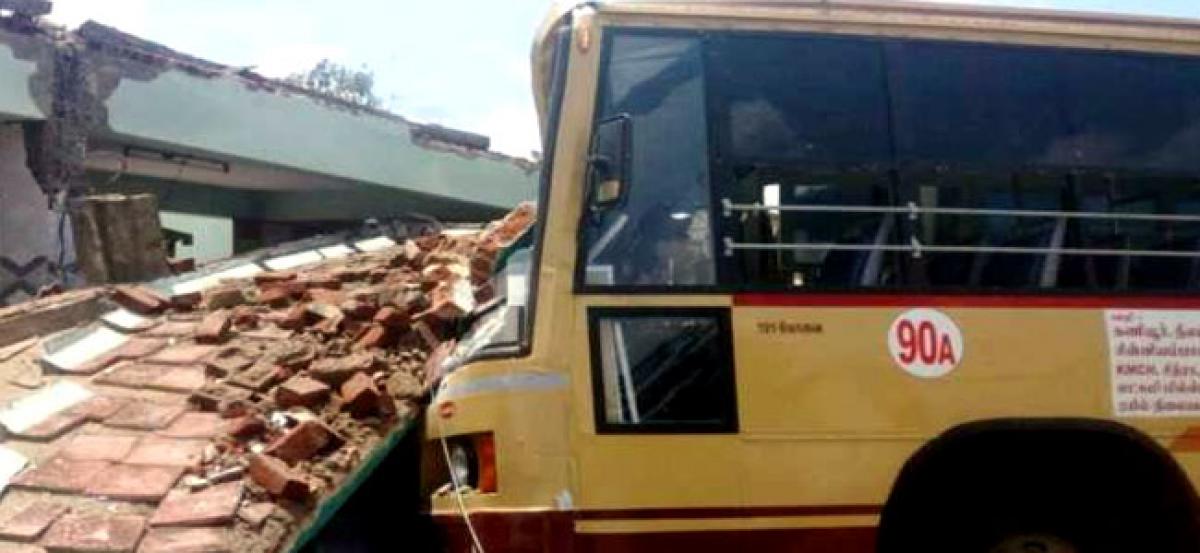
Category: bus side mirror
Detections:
[{"x1": 588, "y1": 115, "x2": 631, "y2": 210}]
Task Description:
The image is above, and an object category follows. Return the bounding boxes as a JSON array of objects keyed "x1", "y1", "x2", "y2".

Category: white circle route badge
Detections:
[{"x1": 887, "y1": 308, "x2": 964, "y2": 379}]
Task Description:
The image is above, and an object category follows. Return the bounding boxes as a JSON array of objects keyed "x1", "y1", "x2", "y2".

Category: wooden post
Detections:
[{"x1": 70, "y1": 193, "x2": 171, "y2": 283}]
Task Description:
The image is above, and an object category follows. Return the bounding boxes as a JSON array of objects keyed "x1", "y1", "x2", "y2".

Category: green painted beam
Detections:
[
  {"x1": 88, "y1": 170, "x2": 507, "y2": 224},
  {"x1": 0, "y1": 30, "x2": 46, "y2": 121},
  {"x1": 102, "y1": 69, "x2": 537, "y2": 210}
]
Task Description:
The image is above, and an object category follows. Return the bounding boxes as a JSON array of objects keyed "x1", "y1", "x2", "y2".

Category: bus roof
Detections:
[{"x1": 531, "y1": 0, "x2": 1200, "y2": 133}]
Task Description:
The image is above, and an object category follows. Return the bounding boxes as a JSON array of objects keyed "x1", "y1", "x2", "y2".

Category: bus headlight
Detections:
[
  {"x1": 449, "y1": 442, "x2": 473, "y2": 489},
  {"x1": 441, "y1": 433, "x2": 498, "y2": 494}
]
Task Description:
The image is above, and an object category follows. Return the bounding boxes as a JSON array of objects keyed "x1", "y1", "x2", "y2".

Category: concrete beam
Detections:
[{"x1": 101, "y1": 68, "x2": 537, "y2": 211}]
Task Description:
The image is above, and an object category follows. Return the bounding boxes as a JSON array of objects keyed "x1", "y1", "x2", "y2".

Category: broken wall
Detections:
[{"x1": 0, "y1": 124, "x2": 70, "y2": 304}]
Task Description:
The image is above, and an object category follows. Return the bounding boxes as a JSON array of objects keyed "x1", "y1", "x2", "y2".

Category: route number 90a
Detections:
[{"x1": 887, "y1": 308, "x2": 964, "y2": 379}]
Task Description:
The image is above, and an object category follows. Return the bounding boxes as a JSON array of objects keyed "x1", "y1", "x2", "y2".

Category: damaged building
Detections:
[{"x1": 0, "y1": 0, "x2": 538, "y2": 306}]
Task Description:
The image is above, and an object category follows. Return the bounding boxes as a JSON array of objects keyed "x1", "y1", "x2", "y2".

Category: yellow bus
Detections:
[{"x1": 424, "y1": 1, "x2": 1200, "y2": 551}]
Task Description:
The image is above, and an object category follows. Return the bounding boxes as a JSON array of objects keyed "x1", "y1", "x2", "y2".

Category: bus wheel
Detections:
[{"x1": 987, "y1": 534, "x2": 1078, "y2": 553}]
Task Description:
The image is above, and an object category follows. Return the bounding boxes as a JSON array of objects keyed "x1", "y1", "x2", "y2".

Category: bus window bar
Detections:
[
  {"x1": 721, "y1": 198, "x2": 1200, "y2": 224},
  {"x1": 723, "y1": 236, "x2": 1200, "y2": 259}
]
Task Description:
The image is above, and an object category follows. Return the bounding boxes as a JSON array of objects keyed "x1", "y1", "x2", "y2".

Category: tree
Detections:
[{"x1": 285, "y1": 59, "x2": 382, "y2": 109}]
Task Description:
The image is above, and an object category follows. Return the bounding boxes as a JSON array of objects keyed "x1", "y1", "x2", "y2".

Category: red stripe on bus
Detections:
[
  {"x1": 734, "y1": 293, "x2": 1200, "y2": 309},
  {"x1": 431, "y1": 510, "x2": 877, "y2": 553}
]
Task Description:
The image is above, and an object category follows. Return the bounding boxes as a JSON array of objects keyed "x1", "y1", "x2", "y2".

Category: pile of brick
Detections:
[{"x1": 0, "y1": 203, "x2": 535, "y2": 553}]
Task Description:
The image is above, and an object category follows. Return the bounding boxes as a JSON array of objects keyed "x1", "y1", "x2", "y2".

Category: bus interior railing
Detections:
[{"x1": 721, "y1": 198, "x2": 1200, "y2": 287}]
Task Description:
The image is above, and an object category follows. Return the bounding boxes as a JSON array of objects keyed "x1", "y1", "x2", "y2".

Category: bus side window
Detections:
[{"x1": 587, "y1": 308, "x2": 737, "y2": 433}]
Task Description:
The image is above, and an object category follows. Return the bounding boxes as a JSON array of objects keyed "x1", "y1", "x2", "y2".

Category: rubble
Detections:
[{"x1": 0, "y1": 203, "x2": 536, "y2": 553}]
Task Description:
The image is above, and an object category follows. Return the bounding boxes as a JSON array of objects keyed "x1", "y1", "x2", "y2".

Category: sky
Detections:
[{"x1": 45, "y1": 0, "x2": 1200, "y2": 159}]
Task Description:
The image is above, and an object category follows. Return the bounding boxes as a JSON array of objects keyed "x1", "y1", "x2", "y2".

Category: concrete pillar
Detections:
[{"x1": 0, "y1": 124, "x2": 69, "y2": 305}]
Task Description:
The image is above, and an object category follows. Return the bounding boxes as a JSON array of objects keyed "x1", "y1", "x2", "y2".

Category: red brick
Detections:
[
  {"x1": 112, "y1": 337, "x2": 169, "y2": 361},
  {"x1": 94, "y1": 361, "x2": 169, "y2": 389},
  {"x1": 149, "y1": 481, "x2": 243, "y2": 527},
  {"x1": 230, "y1": 306, "x2": 259, "y2": 327},
  {"x1": 224, "y1": 414, "x2": 266, "y2": 439},
  {"x1": 298, "y1": 274, "x2": 340, "y2": 290},
  {"x1": 194, "y1": 310, "x2": 232, "y2": 344},
  {"x1": 41, "y1": 514, "x2": 146, "y2": 553},
  {"x1": 202, "y1": 285, "x2": 247, "y2": 310},
  {"x1": 113, "y1": 285, "x2": 169, "y2": 315},
  {"x1": 15, "y1": 411, "x2": 86, "y2": 441},
  {"x1": 309, "y1": 353, "x2": 375, "y2": 386},
  {"x1": 372, "y1": 303, "x2": 410, "y2": 326},
  {"x1": 247, "y1": 454, "x2": 309, "y2": 501},
  {"x1": 354, "y1": 324, "x2": 389, "y2": 349},
  {"x1": 253, "y1": 271, "x2": 296, "y2": 284},
  {"x1": 124, "y1": 437, "x2": 208, "y2": 467},
  {"x1": 60, "y1": 434, "x2": 138, "y2": 462},
  {"x1": 12, "y1": 456, "x2": 111, "y2": 493},
  {"x1": 138, "y1": 527, "x2": 230, "y2": 553},
  {"x1": 86, "y1": 463, "x2": 184, "y2": 502},
  {"x1": 104, "y1": 401, "x2": 186, "y2": 430},
  {"x1": 264, "y1": 420, "x2": 335, "y2": 464},
  {"x1": 0, "y1": 502, "x2": 68, "y2": 541},
  {"x1": 158, "y1": 412, "x2": 223, "y2": 439},
  {"x1": 143, "y1": 320, "x2": 197, "y2": 338},
  {"x1": 66, "y1": 395, "x2": 129, "y2": 422},
  {"x1": 256, "y1": 286, "x2": 291, "y2": 307},
  {"x1": 340, "y1": 372, "x2": 381, "y2": 419},
  {"x1": 146, "y1": 344, "x2": 216, "y2": 366},
  {"x1": 274, "y1": 376, "x2": 330, "y2": 408},
  {"x1": 277, "y1": 303, "x2": 309, "y2": 330},
  {"x1": 169, "y1": 291, "x2": 202, "y2": 311},
  {"x1": 148, "y1": 366, "x2": 207, "y2": 394}
]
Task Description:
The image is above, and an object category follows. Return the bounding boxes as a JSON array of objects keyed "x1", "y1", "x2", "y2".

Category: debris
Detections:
[
  {"x1": 237, "y1": 502, "x2": 274, "y2": 528},
  {"x1": 275, "y1": 376, "x2": 330, "y2": 409},
  {"x1": 340, "y1": 372, "x2": 382, "y2": 418},
  {"x1": 0, "y1": 204, "x2": 537, "y2": 553},
  {"x1": 112, "y1": 285, "x2": 169, "y2": 314},
  {"x1": 248, "y1": 454, "x2": 310, "y2": 501},
  {"x1": 195, "y1": 309, "x2": 233, "y2": 344},
  {"x1": 225, "y1": 414, "x2": 266, "y2": 439},
  {"x1": 203, "y1": 285, "x2": 247, "y2": 310},
  {"x1": 264, "y1": 420, "x2": 338, "y2": 464}
]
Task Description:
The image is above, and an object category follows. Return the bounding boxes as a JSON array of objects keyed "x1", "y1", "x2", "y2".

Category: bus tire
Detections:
[{"x1": 876, "y1": 418, "x2": 1200, "y2": 553}]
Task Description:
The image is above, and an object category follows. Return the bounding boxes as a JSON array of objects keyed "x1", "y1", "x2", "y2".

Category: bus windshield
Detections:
[{"x1": 580, "y1": 29, "x2": 1200, "y2": 292}]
